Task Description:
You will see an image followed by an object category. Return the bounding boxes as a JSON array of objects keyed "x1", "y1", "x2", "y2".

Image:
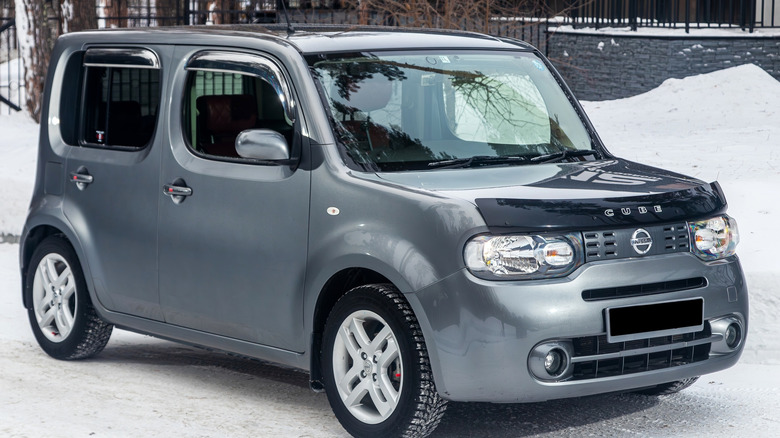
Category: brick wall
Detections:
[{"x1": 546, "y1": 29, "x2": 780, "y2": 101}]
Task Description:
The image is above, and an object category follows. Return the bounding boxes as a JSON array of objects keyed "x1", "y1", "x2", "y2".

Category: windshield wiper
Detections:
[
  {"x1": 530, "y1": 149, "x2": 600, "y2": 164},
  {"x1": 427, "y1": 155, "x2": 530, "y2": 169}
]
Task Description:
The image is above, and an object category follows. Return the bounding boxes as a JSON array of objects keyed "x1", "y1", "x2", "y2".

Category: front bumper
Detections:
[{"x1": 407, "y1": 253, "x2": 748, "y2": 402}]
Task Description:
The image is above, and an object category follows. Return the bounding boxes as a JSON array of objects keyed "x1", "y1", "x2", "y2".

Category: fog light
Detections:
[
  {"x1": 544, "y1": 349, "x2": 564, "y2": 376},
  {"x1": 529, "y1": 341, "x2": 573, "y2": 381},
  {"x1": 710, "y1": 315, "x2": 744, "y2": 354},
  {"x1": 725, "y1": 323, "x2": 741, "y2": 349}
]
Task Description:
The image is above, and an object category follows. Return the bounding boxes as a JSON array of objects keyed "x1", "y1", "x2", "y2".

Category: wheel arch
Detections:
[
  {"x1": 21, "y1": 224, "x2": 71, "y2": 308},
  {"x1": 308, "y1": 267, "x2": 394, "y2": 390},
  {"x1": 20, "y1": 212, "x2": 93, "y2": 311}
]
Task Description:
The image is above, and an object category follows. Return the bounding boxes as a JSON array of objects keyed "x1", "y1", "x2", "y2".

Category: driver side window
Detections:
[{"x1": 183, "y1": 54, "x2": 294, "y2": 161}]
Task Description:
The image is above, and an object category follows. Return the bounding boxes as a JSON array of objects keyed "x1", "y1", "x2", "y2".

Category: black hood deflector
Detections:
[{"x1": 476, "y1": 182, "x2": 727, "y2": 233}]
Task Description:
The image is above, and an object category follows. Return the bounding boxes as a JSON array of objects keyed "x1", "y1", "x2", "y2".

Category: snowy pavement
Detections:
[{"x1": 2, "y1": 64, "x2": 780, "y2": 436}]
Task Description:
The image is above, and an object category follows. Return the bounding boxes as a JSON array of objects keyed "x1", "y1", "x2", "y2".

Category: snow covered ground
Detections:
[{"x1": 1, "y1": 63, "x2": 779, "y2": 437}]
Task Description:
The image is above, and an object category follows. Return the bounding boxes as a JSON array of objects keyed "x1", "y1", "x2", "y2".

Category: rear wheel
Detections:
[
  {"x1": 26, "y1": 236, "x2": 113, "y2": 360},
  {"x1": 322, "y1": 284, "x2": 447, "y2": 438},
  {"x1": 634, "y1": 377, "x2": 699, "y2": 396}
]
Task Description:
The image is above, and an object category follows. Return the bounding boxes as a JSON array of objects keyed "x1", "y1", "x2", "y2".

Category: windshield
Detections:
[{"x1": 309, "y1": 50, "x2": 594, "y2": 171}]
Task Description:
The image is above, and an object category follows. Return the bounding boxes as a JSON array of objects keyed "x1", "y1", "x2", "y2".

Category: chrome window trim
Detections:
[
  {"x1": 83, "y1": 48, "x2": 160, "y2": 69},
  {"x1": 185, "y1": 50, "x2": 296, "y2": 125}
]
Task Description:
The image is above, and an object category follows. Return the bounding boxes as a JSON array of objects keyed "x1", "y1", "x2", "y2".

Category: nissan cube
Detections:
[{"x1": 20, "y1": 25, "x2": 747, "y2": 438}]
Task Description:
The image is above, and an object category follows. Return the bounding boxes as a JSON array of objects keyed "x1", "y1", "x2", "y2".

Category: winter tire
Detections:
[
  {"x1": 26, "y1": 236, "x2": 113, "y2": 360},
  {"x1": 634, "y1": 377, "x2": 699, "y2": 396},
  {"x1": 322, "y1": 284, "x2": 447, "y2": 438}
]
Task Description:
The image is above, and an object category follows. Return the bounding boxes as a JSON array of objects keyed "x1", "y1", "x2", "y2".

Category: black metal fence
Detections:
[
  {"x1": 93, "y1": 1, "x2": 779, "y2": 38},
  {"x1": 566, "y1": 0, "x2": 778, "y2": 32}
]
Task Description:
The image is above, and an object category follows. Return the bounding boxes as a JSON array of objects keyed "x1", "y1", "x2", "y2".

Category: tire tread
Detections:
[
  {"x1": 64, "y1": 303, "x2": 113, "y2": 360},
  {"x1": 27, "y1": 236, "x2": 113, "y2": 360}
]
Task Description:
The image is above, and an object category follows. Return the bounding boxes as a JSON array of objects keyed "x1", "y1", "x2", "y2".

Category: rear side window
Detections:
[{"x1": 80, "y1": 48, "x2": 161, "y2": 149}]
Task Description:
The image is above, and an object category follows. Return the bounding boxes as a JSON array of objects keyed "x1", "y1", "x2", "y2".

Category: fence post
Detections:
[
  {"x1": 630, "y1": 0, "x2": 637, "y2": 31},
  {"x1": 179, "y1": 0, "x2": 187, "y2": 25},
  {"x1": 544, "y1": 15, "x2": 549, "y2": 57},
  {"x1": 571, "y1": 0, "x2": 578, "y2": 29},
  {"x1": 685, "y1": 0, "x2": 690, "y2": 33},
  {"x1": 749, "y1": 0, "x2": 756, "y2": 32}
]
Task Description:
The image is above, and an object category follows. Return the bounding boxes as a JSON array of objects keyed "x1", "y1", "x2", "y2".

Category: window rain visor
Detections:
[{"x1": 309, "y1": 51, "x2": 593, "y2": 171}]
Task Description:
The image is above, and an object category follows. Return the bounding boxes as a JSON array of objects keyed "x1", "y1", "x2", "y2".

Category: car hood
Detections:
[{"x1": 374, "y1": 159, "x2": 727, "y2": 232}]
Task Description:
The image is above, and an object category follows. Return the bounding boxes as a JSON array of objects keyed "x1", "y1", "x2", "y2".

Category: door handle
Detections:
[
  {"x1": 163, "y1": 179, "x2": 192, "y2": 204},
  {"x1": 70, "y1": 168, "x2": 93, "y2": 191}
]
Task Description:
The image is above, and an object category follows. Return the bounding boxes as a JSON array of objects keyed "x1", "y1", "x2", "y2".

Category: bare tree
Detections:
[
  {"x1": 103, "y1": 0, "x2": 128, "y2": 28},
  {"x1": 210, "y1": 0, "x2": 239, "y2": 24},
  {"x1": 156, "y1": 0, "x2": 181, "y2": 26},
  {"x1": 14, "y1": 0, "x2": 97, "y2": 121},
  {"x1": 60, "y1": 0, "x2": 98, "y2": 33},
  {"x1": 341, "y1": 1, "x2": 584, "y2": 33},
  {"x1": 14, "y1": 0, "x2": 56, "y2": 122}
]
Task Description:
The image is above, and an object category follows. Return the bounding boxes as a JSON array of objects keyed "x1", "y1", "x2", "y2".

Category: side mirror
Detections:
[{"x1": 235, "y1": 129, "x2": 290, "y2": 161}]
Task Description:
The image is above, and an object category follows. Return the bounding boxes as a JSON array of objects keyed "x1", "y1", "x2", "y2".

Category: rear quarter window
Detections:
[{"x1": 60, "y1": 47, "x2": 162, "y2": 150}]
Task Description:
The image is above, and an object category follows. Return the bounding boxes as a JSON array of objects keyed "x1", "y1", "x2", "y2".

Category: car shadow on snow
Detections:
[
  {"x1": 433, "y1": 395, "x2": 662, "y2": 437},
  {"x1": 93, "y1": 339, "x2": 672, "y2": 437}
]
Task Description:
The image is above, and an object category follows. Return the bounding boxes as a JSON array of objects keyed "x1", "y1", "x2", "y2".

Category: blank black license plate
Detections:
[{"x1": 606, "y1": 298, "x2": 704, "y2": 343}]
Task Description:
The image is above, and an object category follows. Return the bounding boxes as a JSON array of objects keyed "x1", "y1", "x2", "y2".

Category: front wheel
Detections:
[
  {"x1": 322, "y1": 284, "x2": 447, "y2": 438},
  {"x1": 26, "y1": 236, "x2": 113, "y2": 360}
]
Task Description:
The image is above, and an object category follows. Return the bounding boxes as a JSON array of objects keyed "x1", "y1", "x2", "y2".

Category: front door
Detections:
[{"x1": 157, "y1": 47, "x2": 310, "y2": 351}]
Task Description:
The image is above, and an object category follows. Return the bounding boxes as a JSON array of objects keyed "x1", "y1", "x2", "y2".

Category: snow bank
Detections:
[
  {"x1": 582, "y1": 63, "x2": 780, "y2": 182},
  {"x1": 0, "y1": 111, "x2": 37, "y2": 237}
]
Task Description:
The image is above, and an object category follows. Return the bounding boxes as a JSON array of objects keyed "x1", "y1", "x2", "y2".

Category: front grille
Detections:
[
  {"x1": 583, "y1": 222, "x2": 690, "y2": 262},
  {"x1": 583, "y1": 230, "x2": 618, "y2": 260},
  {"x1": 662, "y1": 223, "x2": 690, "y2": 252},
  {"x1": 570, "y1": 322, "x2": 712, "y2": 381},
  {"x1": 581, "y1": 277, "x2": 707, "y2": 301}
]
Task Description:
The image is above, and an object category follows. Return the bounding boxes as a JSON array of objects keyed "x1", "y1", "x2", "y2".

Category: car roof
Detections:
[
  {"x1": 72, "y1": 24, "x2": 535, "y2": 54},
  {"x1": 262, "y1": 24, "x2": 534, "y2": 54}
]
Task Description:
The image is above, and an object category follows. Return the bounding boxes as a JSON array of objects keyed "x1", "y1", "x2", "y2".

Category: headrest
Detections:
[
  {"x1": 336, "y1": 75, "x2": 393, "y2": 113},
  {"x1": 107, "y1": 101, "x2": 145, "y2": 146},
  {"x1": 197, "y1": 94, "x2": 257, "y2": 134}
]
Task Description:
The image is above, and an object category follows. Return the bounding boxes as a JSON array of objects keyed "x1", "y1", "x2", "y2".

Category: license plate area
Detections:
[{"x1": 605, "y1": 298, "x2": 704, "y2": 343}]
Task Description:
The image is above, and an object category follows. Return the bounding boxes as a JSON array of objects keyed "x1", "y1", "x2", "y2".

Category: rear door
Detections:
[
  {"x1": 62, "y1": 47, "x2": 167, "y2": 320},
  {"x1": 157, "y1": 47, "x2": 310, "y2": 351}
]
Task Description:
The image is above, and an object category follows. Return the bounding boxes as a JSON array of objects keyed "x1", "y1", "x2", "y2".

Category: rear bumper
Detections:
[{"x1": 407, "y1": 253, "x2": 748, "y2": 402}]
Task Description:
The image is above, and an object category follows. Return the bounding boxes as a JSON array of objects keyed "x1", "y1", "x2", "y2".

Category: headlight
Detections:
[
  {"x1": 464, "y1": 233, "x2": 583, "y2": 280},
  {"x1": 689, "y1": 215, "x2": 739, "y2": 260}
]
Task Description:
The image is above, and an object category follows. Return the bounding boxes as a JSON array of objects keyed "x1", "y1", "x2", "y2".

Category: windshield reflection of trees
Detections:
[{"x1": 315, "y1": 57, "x2": 572, "y2": 169}]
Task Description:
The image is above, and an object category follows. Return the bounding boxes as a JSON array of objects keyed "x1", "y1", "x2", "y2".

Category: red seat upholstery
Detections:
[{"x1": 196, "y1": 94, "x2": 257, "y2": 158}]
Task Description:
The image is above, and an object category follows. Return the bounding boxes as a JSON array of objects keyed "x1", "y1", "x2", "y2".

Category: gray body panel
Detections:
[
  {"x1": 20, "y1": 26, "x2": 748, "y2": 404},
  {"x1": 158, "y1": 45, "x2": 311, "y2": 350},
  {"x1": 409, "y1": 254, "x2": 747, "y2": 402}
]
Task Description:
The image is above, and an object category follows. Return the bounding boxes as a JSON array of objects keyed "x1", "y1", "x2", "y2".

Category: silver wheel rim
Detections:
[
  {"x1": 32, "y1": 253, "x2": 77, "y2": 343},
  {"x1": 332, "y1": 309, "x2": 403, "y2": 424}
]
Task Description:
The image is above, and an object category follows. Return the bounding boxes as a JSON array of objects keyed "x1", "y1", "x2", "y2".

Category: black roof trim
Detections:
[{"x1": 262, "y1": 23, "x2": 501, "y2": 40}]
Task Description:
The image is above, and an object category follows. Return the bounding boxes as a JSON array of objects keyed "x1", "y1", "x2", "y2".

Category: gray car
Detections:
[{"x1": 19, "y1": 25, "x2": 747, "y2": 438}]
